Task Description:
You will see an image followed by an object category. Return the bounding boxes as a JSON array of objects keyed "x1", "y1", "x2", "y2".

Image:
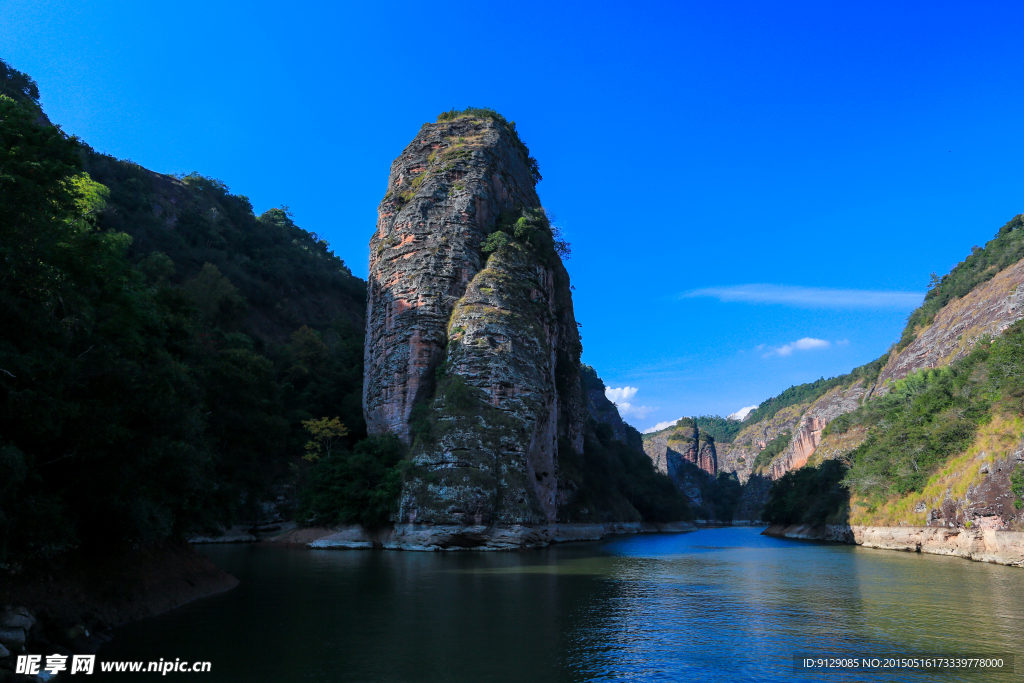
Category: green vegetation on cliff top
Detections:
[
  {"x1": 436, "y1": 107, "x2": 542, "y2": 184},
  {"x1": 899, "y1": 213, "x2": 1024, "y2": 349},
  {"x1": 483, "y1": 207, "x2": 571, "y2": 263}
]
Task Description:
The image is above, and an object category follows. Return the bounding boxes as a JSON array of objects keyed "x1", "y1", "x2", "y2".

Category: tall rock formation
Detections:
[
  {"x1": 641, "y1": 418, "x2": 717, "y2": 510},
  {"x1": 643, "y1": 418, "x2": 717, "y2": 480},
  {"x1": 363, "y1": 110, "x2": 587, "y2": 530},
  {"x1": 363, "y1": 114, "x2": 543, "y2": 438}
]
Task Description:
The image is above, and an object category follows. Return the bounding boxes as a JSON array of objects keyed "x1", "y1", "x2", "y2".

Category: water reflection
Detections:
[{"x1": 94, "y1": 528, "x2": 1022, "y2": 682}]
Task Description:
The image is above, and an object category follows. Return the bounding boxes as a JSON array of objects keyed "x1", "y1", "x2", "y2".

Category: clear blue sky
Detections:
[{"x1": 4, "y1": 1, "x2": 1022, "y2": 431}]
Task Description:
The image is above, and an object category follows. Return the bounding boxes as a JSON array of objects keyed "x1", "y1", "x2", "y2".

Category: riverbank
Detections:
[
  {"x1": 0, "y1": 542, "x2": 238, "y2": 671},
  {"x1": 267, "y1": 520, "x2": 697, "y2": 550},
  {"x1": 764, "y1": 523, "x2": 1024, "y2": 567}
]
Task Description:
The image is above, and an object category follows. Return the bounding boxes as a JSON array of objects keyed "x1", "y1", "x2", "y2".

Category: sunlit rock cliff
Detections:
[
  {"x1": 641, "y1": 419, "x2": 717, "y2": 508},
  {"x1": 364, "y1": 111, "x2": 585, "y2": 530},
  {"x1": 361, "y1": 110, "x2": 687, "y2": 546}
]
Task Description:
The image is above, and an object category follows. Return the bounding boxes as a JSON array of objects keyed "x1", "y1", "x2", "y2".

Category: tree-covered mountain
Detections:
[{"x1": 0, "y1": 57, "x2": 367, "y2": 563}]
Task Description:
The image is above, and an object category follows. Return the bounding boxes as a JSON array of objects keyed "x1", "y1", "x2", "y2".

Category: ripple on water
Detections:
[{"x1": 92, "y1": 527, "x2": 1023, "y2": 683}]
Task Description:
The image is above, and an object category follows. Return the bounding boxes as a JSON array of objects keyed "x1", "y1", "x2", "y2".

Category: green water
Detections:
[{"x1": 94, "y1": 527, "x2": 1024, "y2": 682}]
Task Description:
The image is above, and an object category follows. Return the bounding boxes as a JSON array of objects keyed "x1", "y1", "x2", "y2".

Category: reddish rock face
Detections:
[
  {"x1": 364, "y1": 116, "x2": 541, "y2": 440},
  {"x1": 768, "y1": 382, "x2": 866, "y2": 480},
  {"x1": 364, "y1": 113, "x2": 588, "y2": 526},
  {"x1": 642, "y1": 419, "x2": 717, "y2": 485}
]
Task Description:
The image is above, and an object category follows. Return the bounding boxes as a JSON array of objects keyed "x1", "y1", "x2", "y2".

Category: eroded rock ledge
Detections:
[
  {"x1": 764, "y1": 524, "x2": 1024, "y2": 567},
  {"x1": 272, "y1": 522, "x2": 696, "y2": 551}
]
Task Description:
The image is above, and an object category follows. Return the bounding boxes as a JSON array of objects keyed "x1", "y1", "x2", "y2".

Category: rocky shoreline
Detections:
[
  {"x1": 764, "y1": 523, "x2": 1024, "y2": 567},
  {"x1": 267, "y1": 521, "x2": 697, "y2": 551}
]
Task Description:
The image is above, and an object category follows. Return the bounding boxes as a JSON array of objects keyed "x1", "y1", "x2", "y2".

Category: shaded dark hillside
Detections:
[
  {"x1": 0, "y1": 57, "x2": 367, "y2": 564},
  {"x1": 81, "y1": 155, "x2": 365, "y2": 345}
]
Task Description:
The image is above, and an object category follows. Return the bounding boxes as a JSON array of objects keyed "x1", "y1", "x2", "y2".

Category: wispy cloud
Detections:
[
  {"x1": 605, "y1": 386, "x2": 657, "y2": 420},
  {"x1": 643, "y1": 418, "x2": 681, "y2": 434},
  {"x1": 681, "y1": 284, "x2": 922, "y2": 309},
  {"x1": 763, "y1": 337, "x2": 831, "y2": 357}
]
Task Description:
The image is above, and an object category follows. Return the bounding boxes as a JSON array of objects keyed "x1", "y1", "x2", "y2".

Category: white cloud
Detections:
[
  {"x1": 681, "y1": 284, "x2": 922, "y2": 309},
  {"x1": 727, "y1": 405, "x2": 758, "y2": 421},
  {"x1": 643, "y1": 418, "x2": 681, "y2": 434},
  {"x1": 605, "y1": 386, "x2": 638, "y2": 404},
  {"x1": 763, "y1": 337, "x2": 831, "y2": 357},
  {"x1": 605, "y1": 386, "x2": 656, "y2": 420}
]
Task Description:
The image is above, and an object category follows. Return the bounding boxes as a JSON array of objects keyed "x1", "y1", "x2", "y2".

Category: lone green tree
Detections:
[{"x1": 302, "y1": 417, "x2": 348, "y2": 462}]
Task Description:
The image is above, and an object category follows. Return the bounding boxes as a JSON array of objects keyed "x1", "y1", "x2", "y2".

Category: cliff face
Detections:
[
  {"x1": 643, "y1": 419, "x2": 717, "y2": 482},
  {"x1": 715, "y1": 403, "x2": 807, "y2": 483},
  {"x1": 767, "y1": 383, "x2": 866, "y2": 479},
  {"x1": 364, "y1": 116, "x2": 541, "y2": 439},
  {"x1": 364, "y1": 112, "x2": 588, "y2": 528},
  {"x1": 710, "y1": 244, "x2": 1024, "y2": 525},
  {"x1": 714, "y1": 255, "x2": 1024, "y2": 488},
  {"x1": 871, "y1": 258, "x2": 1024, "y2": 396}
]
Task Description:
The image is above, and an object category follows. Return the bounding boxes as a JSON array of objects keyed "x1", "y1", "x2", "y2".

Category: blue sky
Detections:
[{"x1": 3, "y1": 1, "x2": 1022, "y2": 431}]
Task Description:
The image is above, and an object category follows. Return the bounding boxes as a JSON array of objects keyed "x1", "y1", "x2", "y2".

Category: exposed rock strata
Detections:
[
  {"x1": 364, "y1": 114, "x2": 593, "y2": 533},
  {"x1": 714, "y1": 403, "x2": 808, "y2": 483},
  {"x1": 870, "y1": 258, "x2": 1024, "y2": 396},
  {"x1": 643, "y1": 419, "x2": 717, "y2": 479},
  {"x1": 641, "y1": 419, "x2": 718, "y2": 509},
  {"x1": 764, "y1": 524, "x2": 1024, "y2": 568},
  {"x1": 364, "y1": 116, "x2": 543, "y2": 440},
  {"x1": 928, "y1": 448, "x2": 1024, "y2": 529},
  {"x1": 809, "y1": 424, "x2": 868, "y2": 467},
  {"x1": 768, "y1": 383, "x2": 866, "y2": 479},
  {"x1": 399, "y1": 236, "x2": 586, "y2": 526}
]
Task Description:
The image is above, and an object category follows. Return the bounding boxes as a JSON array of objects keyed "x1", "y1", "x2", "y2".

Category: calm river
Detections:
[{"x1": 95, "y1": 527, "x2": 1023, "y2": 682}]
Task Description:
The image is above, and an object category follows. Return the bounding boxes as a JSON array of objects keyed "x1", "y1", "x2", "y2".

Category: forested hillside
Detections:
[
  {"x1": 763, "y1": 214, "x2": 1024, "y2": 528},
  {"x1": 649, "y1": 213, "x2": 1024, "y2": 528},
  {"x1": 0, "y1": 59, "x2": 367, "y2": 563}
]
